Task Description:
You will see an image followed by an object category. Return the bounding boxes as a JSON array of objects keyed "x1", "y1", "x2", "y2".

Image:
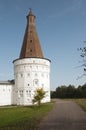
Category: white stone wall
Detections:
[
  {"x1": 13, "y1": 58, "x2": 51, "y2": 105},
  {"x1": 0, "y1": 84, "x2": 14, "y2": 106}
]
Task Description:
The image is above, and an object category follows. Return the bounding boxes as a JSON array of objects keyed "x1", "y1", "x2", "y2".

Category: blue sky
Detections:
[{"x1": 0, "y1": 0, "x2": 86, "y2": 90}]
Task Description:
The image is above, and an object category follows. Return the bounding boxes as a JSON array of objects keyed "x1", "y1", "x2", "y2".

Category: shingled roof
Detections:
[{"x1": 19, "y1": 9, "x2": 43, "y2": 59}]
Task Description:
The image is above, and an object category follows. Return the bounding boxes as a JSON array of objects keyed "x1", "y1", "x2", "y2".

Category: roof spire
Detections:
[
  {"x1": 29, "y1": 8, "x2": 33, "y2": 15},
  {"x1": 19, "y1": 10, "x2": 43, "y2": 59}
]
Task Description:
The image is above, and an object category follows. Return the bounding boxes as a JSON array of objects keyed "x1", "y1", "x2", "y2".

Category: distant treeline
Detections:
[{"x1": 51, "y1": 84, "x2": 86, "y2": 98}]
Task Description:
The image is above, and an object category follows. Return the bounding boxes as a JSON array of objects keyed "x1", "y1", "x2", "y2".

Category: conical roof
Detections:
[{"x1": 19, "y1": 9, "x2": 43, "y2": 59}]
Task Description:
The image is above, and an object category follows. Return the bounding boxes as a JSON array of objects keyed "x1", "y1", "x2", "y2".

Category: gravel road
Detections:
[{"x1": 38, "y1": 99, "x2": 86, "y2": 130}]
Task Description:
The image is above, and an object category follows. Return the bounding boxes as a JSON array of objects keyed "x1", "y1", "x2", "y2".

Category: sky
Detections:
[{"x1": 0, "y1": 0, "x2": 86, "y2": 90}]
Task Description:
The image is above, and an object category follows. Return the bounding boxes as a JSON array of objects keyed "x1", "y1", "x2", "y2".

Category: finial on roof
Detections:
[
  {"x1": 29, "y1": 8, "x2": 32, "y2": 11},
  {"x1": 29, "y1": 8, "x2": 33, "y2": 15}
]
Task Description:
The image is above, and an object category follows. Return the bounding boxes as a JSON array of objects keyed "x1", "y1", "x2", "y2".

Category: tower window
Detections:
[
  {"x1": 30, "y1": 49, "x2": 32, "y2": 52},
  {"x1": 41, "y1": 73, "x2": 44, "y2": 77},
  {"x1": 42, "y1": 84, "x2": 44, "y2": 87},
  {"x1": 21, "y1": 74, "x2": 23, "y2": 77},
  {"x1": 30, "y1": 40, "x2": 32, "y2": 43},
  {"x1": 30, "y1": 30, "x2": 32, "y2": 33},
  {"x1": 34, "y1": 79, "x2": 39, "y2": 85},
  {"x1": 26, "y1": 90, "x2": 28, "y2": 93},
  {"x1": 30, "y1": 66, "x2": 32, "y2": 68},
  {"x1": 35, "y1": 80, "x2": 38, "y2": 84},
  {"x1": 27, "y1": 73, "x2": 30, "y2": 76},
  {"x1": 35, "y1": 73, "x2": 38, "y2": 76}
]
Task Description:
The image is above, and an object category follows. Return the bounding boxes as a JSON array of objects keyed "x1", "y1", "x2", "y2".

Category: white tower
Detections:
[{"x1": 13, "y1": 9, "x2": 51, "y2": 105}]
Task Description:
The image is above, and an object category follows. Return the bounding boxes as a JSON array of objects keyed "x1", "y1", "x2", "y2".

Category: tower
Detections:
[{"x1": 13, "y1": 9, "x2": 51, "y2": 105}]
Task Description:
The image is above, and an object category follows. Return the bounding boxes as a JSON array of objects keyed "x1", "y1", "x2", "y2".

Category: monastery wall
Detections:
[{"x1": 0, "y1": 83, "x2": 14, "y2": 106}]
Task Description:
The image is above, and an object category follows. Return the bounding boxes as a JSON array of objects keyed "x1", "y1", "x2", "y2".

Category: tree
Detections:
[
  {"x1": 51, "y1": 91, "x2": 56, "y2": 98},
  {"x1": 81, "y1": 83, "x2": 86, "y2": 98},
  {"x1": 78, "y1": 43, "x2": 86, "y2": 77},
  {"x1": 56, "y1": 85, "x2": 67, "y2": 98},
  {"x1": 55, "y1": 85, "x2": 76, "y2": 98},
  {"x1": 66, "y1": 85, "x2": 76, "y2": 98},
  {"x1": 75, "y1": 85, "x2": 82, "y2": 98},
  {"x1": 33, "y1": 88, "x2": 47, "y2": 106}
]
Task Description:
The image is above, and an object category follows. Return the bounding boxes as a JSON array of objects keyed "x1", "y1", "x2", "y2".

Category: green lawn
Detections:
[{"x1": 0, "y1": 102, "x2": 54, "y2": 129}]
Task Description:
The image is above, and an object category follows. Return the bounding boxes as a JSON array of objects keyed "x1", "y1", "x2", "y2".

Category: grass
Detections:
[
  {"x1": 0, "y1": 102, "x2": 54, "y2": 129},
  {"x1": 64, "y1": 98, "x2": 86, "y2": 111},
  {"x1": 72, "y1": 99, "x2": 86, "y2": 111}
]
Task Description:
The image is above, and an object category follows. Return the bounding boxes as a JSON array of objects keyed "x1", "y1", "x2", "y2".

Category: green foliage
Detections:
[
  {"x1": 33, "y1": 88, "x2": 47, "y2": 106},
  {"x1": 51, "y1": 84, "x2": 86, "y2": 98}
]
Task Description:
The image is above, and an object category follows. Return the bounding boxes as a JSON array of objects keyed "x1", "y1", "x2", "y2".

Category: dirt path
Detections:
[{"x1": 38, "y1": 99, "x2": 86, "y2": 130}]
